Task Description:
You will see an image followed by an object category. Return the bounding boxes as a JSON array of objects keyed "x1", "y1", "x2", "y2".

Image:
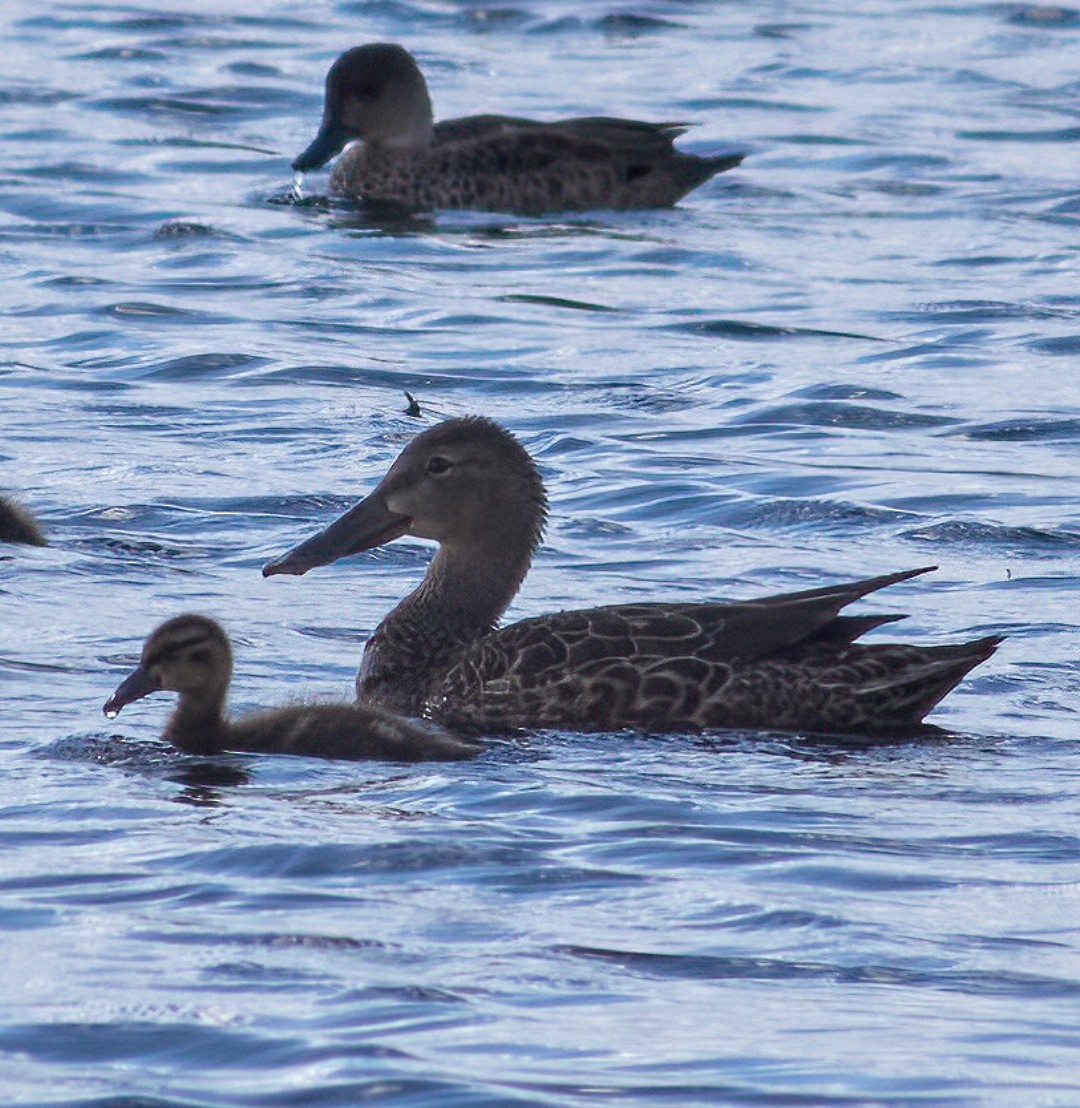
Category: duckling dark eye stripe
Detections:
[{"x1": 146, "y1": 633, "x2": 212, "y2": 667}]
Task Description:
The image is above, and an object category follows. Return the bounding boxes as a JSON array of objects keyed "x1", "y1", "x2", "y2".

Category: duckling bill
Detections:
[
  {"x1": 104, "y1": 614, "x2": 478, "y2": 762},
  {"x1": 263, "y1": 417, "x2": 1003, "y2": 737},
  {"x1": 293, "y1": 43, "x2": 745, "y2": 215}
]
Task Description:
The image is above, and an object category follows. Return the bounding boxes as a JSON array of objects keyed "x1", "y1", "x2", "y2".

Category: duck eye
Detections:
[
  {"x1": 189, "y1": 648, "x2": 211, "y2": 664},
  {"x1": 426, "y1": 455, "x2": 452, "y2": 475}
]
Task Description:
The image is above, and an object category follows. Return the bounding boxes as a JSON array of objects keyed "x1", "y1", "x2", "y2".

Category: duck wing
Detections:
[
  {"x1": 434, "y1": 114, "x2": 745, "y2": 175},
  {"x1": 430, "y1": 115, "x2": 743, "y2": 211},
  {"x1": 465, "y1": 567, "x2": 935, "y2": 673},
  {"x1": 434, "y1": 114, "x2": 690, "y2": 156},
  {"x1": 430, "y1": 568, "x2": 1001, "y2": 734}
]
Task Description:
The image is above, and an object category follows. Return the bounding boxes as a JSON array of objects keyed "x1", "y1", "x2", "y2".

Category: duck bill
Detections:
[
  {"x1": 103, "y1": 664, "x2": 161, "y2": 718},
  {"x1": 292, "y1": 116, "x2": 354, "y2": 172},
  {"x1": 262, "y1": 493, "x2": 411, "y2": 577}
]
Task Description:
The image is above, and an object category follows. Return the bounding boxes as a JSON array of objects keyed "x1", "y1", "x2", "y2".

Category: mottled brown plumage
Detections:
[
  {"x1": 0, "y1": 495, "x2": 46, "y2": 546},
  {"x1": 293, "y1": 43, "x2": 744, "y2": 215},
  {"x1": 103, "y1": 614, "x2": 478, "y2": 761},
  {"x1": 263, "y1": 418, "x2": 1002, "y2": 737}
]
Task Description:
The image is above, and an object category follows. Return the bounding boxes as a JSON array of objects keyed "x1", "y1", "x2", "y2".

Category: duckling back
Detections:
[{"x1": 228, "y1": 700, "x2": 479, "y2": 762}]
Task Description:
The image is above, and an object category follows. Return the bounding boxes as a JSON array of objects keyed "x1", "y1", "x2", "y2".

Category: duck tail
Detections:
[
  {"x1": 704, "y1": 152, "x2": 746, "y2": 175},
  {"x1": 816, "y1": 612, "x2": 907, "y2": 645},
  {"x1": 857, "y1": 634, "x2": 1005, "y2": 724},
  {"x1": 669, "y1": 151, "x2": 745, "y2": 201}
]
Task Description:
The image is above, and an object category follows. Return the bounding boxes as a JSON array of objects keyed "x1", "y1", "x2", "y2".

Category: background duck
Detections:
[
  {"x1": 103, "y1": 614, "x2": 479, "y2": 762},
  {"x1": 292, "y1": 43, "x2": 745, "y2": 215},
  {"x1": 0, "y1": 494, "x2": 46, "y2": 546},
  {"x1": 263, "y1": 418, "x2": 1002, "y2": 737}
]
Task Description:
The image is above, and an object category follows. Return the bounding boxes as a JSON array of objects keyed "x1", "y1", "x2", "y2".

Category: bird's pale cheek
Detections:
[{"x1": 384, "y1": 491, "x2": 413, "y2": 516}]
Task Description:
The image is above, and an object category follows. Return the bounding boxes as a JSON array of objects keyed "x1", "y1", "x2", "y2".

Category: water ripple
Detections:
[
  {"x1": 2, "y1": 2, "x2": 1080, "y2": 1105},
  {"x1": 557, "y1": 945, "x2": 1080, "y2": 998}
]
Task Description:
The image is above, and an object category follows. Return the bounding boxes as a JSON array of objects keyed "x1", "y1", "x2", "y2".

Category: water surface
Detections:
[{"x1": 1, "y1": 0, "x2": 1079, "y2": 1103}]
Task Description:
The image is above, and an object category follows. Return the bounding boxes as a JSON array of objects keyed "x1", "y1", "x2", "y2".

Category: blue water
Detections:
[{"x1": 2, "y1": 0, "x2": 1079, "y2": 1103}]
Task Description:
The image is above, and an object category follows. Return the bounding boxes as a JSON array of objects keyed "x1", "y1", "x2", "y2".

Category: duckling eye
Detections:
[
  {"x1": 426, "y1": 455, "x2": 452, "y2": 476},
  {"x1": 189, "y1": 648, "x2": 211, "y2": 664}
]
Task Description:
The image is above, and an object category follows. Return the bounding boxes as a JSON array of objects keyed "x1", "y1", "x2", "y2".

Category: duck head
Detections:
[
  {"x1": 292, "y1": 43, "x2": 435, "y2": 171},
  {"x1": 104, "y1": 615, "x2": 233, "y2": 718},
  {"x1": 263, "y1": 417, "x2": 547, "y2": 578}
]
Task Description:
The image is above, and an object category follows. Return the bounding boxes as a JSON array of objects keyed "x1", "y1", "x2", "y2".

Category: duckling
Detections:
[
  {"x1": 0, "y1": 495, "x2": 46, "y2": 546},
  {"x1": 103, "y1": 614, "x2": 479, "y2": 761},
  {"x1": 263, "y1": 417, "x2": 1003, "y2": 738},
  {"x1": 293, "y1": 43, "x2": 745, "y2": 215}
]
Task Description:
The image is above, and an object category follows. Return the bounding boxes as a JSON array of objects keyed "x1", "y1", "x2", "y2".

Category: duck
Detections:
[
  {"x1": 0, "y1": 495, "x2": 46, "y2": 546},
  {"x1": 262, "y1": 417, "x2": 1003, "y2": 737},
  {"x1": 103, "y1": 614, "x2": 479, "y2": 762},
  {"x1": 292, "y1": 43, "x2": 745, "y2": 215}
]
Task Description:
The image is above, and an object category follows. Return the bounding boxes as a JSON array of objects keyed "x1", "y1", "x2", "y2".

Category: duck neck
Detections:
[
  {"x1": 374, "y1": 123, "x2": 433, "y2": 152},
  {"x1": 358, "y1": 538, "x2": 532, "y2": 713},
  {"x1": 164, "y1": 690, "x2": 230, "y2": 756},
  {"x1": 368, "y1": 85, "x2": 435, "y2": 153}
]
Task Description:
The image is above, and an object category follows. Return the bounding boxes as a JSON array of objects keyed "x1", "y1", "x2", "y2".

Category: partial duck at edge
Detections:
[
  {"x1": 263, "y1": 418, "x2": 1002, "y2": 737},
  {"x1": 292, "y1": 43, "x2": 744, "y2": 215},
  {"x1": 104, "y1": 614, "x2": 478, "y2": 762},
  {"x1": 0, "y1": 495, "x2": 46, "y2": 546}
]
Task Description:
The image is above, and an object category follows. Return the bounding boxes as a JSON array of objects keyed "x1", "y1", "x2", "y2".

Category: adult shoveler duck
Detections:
[
  {"x1": 104, "y1": 614, "x2": 478, "y2": 762},
  {"x1": 0, "y1": 495, "x2": 46, "y2": 546},
  {"x1": 292, "y1": 43, "x2": 744, "y2": 215},
  {"x1": 262, "y1": 418, "x2": 1001, "y2": 737}
]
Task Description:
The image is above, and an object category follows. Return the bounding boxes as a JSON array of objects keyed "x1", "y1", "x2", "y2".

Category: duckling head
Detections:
[
  {"x1": 104, "y1": 614, "x2": 233, "y2": 719},
  {"x1": 293, "y1": 43, "x2": 435, "y2": 171},
  {"x1": 264, "y1": 417, "x2": 548, "y2": 577}
]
